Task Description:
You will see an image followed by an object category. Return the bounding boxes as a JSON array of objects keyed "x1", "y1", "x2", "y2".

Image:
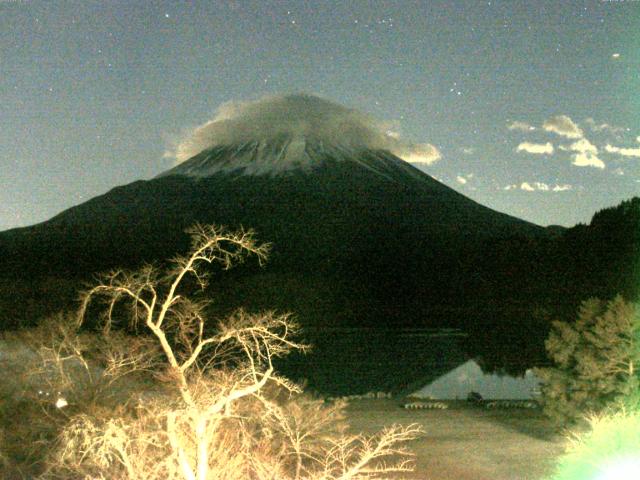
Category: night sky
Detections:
[{"x1": 1, "y1": 0, "x2": 638, "y2": 231}]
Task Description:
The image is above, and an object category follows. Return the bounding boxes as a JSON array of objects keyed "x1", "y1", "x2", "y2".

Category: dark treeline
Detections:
[{"x1": 466, "y1": 197, "x2": 639, "y2": 374}]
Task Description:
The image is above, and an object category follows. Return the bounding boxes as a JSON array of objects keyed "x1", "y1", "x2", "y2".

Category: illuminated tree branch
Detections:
[{"x1": 25, "y1": 225, "x2": 421, "y2": 480}]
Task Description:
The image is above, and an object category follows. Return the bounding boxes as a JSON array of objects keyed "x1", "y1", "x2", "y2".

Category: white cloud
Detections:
[
  {"x1": 456, "y1": 173, "x2": 475, "y2": 186},
  {"x1": 613, "y1": 167, "x2": 625, "y2": 176},
  {"x1": 385, "y1": 130, "x2": 401, "y2": 139},
  {"x1": 165, "y1": 93, "x2": 440, "y2": 165},
  {"x1": 508, "y1": 121, "x2": 536, "y2": 132},
  {"x1": 462, "y1": 147, "x2": 474, "y2": 155},
  {"x1": 605, "y1": 143, "x2": 640, "y2": 158},
  {"x1": 505, "y1": 182, "x2": 572, "y2": 192},
  {"x1": 558, "y1": 137, "x2": 605, "y2": 168},
  {"x1": 584, "y1": 117, "x2": 627, "y2": 135},
  {"x1": 523, "y1": 182, "x2": 549, "y2": 191},
  {"x1": 572, "y1": 152, "x2": 605, "y2": 169},
  {"x1": 542, "y1": 115, "x2": 583, "y2": 139},
  {"x1": 516, "y1": 142, "x2": 554, "y2": 154},
  {"x1": 567, "y1": 138, "x2": 598, "y2": 154},
  {"x1": 397, "y1": 143, "x2": 442, "y2": 164},
  {"x1": 558, "y1": 139, "x2": 597, "y2": 155}
]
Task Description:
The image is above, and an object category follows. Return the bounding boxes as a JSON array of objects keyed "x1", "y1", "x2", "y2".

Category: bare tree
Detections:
[{"x1": 29, "y1": 224, "x2": 421, "y2": 479}]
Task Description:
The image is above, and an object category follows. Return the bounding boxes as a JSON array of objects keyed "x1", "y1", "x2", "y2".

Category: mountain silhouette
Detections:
[{"x1": 1, "y1": 100, "x2": 635, "y2": 393}]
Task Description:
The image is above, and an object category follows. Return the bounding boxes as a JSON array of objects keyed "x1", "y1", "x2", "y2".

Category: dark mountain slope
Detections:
[
  {"x1": 1, "y1": 149, "x2": 545, "y2": 277},
  {"x1": 3, "y1": 145, "x2": 633, "y2": 393}
]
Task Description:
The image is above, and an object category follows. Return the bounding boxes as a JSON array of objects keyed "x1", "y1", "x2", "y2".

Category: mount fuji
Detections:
[
  {"x1": 2, "y1": 94, "x2": 602, "y2": 392},
  {"x1": 0, "y1": 132, "x2": 546, "y2": 297}
]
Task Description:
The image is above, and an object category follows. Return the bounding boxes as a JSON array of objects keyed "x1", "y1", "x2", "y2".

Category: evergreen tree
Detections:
[{"x1": 535, "y1": 295, "x2": 640, "y2": 426}]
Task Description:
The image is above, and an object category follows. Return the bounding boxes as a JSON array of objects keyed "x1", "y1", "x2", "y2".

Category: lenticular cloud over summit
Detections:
[{"x1": 165, "y1": 94, "x2": 440, "y2": 165}]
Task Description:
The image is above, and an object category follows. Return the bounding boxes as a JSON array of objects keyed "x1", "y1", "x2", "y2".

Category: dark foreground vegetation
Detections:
[
  {"x1": 0, "y1": 226, "x2": 421, "y2": 479},
  {"x1": 1, "y1": 204, "x2": 638, "y2": 478}
]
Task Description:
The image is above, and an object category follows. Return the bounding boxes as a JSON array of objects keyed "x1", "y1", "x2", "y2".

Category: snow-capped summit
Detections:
[
  {"x1": 160, "y1": 135, "x2": 345, "y2": 177},
  {"x1": 163, "y1": 93, "x2": 442, "y2": 169},
  {"x1": 159, "y1": 134, "x2": 430, "y2": 182}
]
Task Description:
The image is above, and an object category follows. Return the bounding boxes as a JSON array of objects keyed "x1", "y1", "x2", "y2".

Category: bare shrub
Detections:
[
  {"x1": 0, "y1": 312, "x2": 163, "y2": 478},
  {"x1": 22, "y1": 224, "x2": 421, "y2": 479}
]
